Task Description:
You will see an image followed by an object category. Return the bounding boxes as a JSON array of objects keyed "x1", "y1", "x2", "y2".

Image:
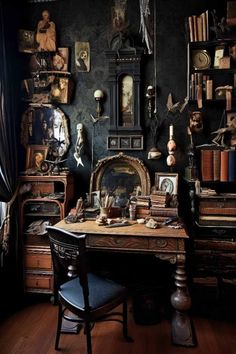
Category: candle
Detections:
[{"x1": 169, "y1": 124, "x2": 174, "y2": 138}]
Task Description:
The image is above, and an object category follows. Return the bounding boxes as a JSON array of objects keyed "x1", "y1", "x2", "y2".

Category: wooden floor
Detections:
[{"x1": 0, "y1": 297, "x2": 236, "y2": 354}]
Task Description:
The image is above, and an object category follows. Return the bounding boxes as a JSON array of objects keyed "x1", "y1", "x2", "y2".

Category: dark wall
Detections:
[{"x1": 17, "y1": 0, "x2": 228, "y2": 198}]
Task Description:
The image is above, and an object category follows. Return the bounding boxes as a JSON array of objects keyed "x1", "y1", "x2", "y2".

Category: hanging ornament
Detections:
[{"x1": 166, "y1": 124, "x2": 176, "y2": 167}]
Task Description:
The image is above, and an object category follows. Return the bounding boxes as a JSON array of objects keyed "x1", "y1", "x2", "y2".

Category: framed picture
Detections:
[
  {"x1": 107, "y1": 135, "x2": 143, "y2": 150},
  {"x1": 155, "y1": 173, "x2": 178, "y2": 195},
  {"x1": 18, "y1": 29, "x2": 36, "y2": 53},
  {"x1": 26, "y1": 145, "x2": 49, "y2": 170},
  {"x1": 214, "y1": 45, "x2": 225, "y2": 68},
  {"x1": 90, "y1": 191, "x2": 101, "y2": 208},
  {"x1": 226, "y1": 111, "x2": 236, "y2": 126},
  {"x1": 75, "y1": 41, "x2": 90, "y2": 72},
  {"x1": 52, "y1": 48, "x2": 69, "y2": 72}
]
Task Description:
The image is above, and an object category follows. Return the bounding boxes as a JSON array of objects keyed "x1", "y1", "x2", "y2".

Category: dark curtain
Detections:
[{"x1": 0, "y1": 0, "x2": 22, "y2": 316}]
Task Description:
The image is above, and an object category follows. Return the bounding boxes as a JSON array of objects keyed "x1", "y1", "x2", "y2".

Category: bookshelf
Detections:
[{"x1": 184, "y1": 7, "x2": 236, "y2": 290}]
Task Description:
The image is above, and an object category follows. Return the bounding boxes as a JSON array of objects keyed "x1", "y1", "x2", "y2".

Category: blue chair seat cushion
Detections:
[{"x1": 59, "y1": 273, "x2": 126, "y2": 310}]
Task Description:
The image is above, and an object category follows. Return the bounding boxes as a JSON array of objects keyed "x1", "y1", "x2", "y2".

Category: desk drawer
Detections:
[
  {"x1": 88, "y1": 235, "x2": 148, "y2": 250},
  {"x1": 149, "y1": 238, "x2": 179, "y2": 252},
  {"x1": 25, "y1": 274, "x2": 53, "y2": 291},
  {"x1": 25, "y1": 253, "x2": 52, "y2": 270}
]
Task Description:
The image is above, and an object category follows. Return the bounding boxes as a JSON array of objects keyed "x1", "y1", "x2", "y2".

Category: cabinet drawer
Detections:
[
  {"x1": 25, "y1": 274, "x2": 53, "y2": 291},
  {"x1": 88, "y1": 235, "x2": 148, "y2": 250},
  {"x1": 25, "y1": 253, "x2": 52, "y2": 270}
]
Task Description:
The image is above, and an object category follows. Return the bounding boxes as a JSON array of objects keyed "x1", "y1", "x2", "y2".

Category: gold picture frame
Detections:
[
  {"x1": 26, "y1": 145, "x2": 49, "y2": 170},
  {"x1": 155, "y1": 172, "x2": 178, "y2": 195}
]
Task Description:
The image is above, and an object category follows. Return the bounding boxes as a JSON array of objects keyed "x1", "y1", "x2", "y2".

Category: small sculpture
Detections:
[
  {"x1": 74, "y1": 123, "x2": 85, "y2": 167},
  {"x1": 166, "y1": 124, "x2": 176, "y2": 167}
]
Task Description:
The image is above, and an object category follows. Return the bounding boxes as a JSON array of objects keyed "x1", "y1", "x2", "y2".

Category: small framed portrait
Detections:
[
  {"x1": 18, "y1": 29, "x2": 36, "y2": 53},
  {"x1": 120, "y1": 137, "x2": 131, "y2": 149},
  {"x1": 131, "y1": 136, "x2": 143, "y2": 150},
  {"x1": 26, "y1": 145, "x2": 49, "y2": 170},
  {"x1": 214, "y1": 45, "x2": 225, "y2": 68},
  {"x1": 226, "y1": 111, "x2": 236, "y2": 126},
  {"x1": 75, "y1": 41, "x2": 90, "y2": 72},
  {"x1": 52, "y1": 48, "x2": 69, "y2": 72},
  {"x1": 90, "y1": 191, "x2": 101, "y2": 208},
  {"x1": 155, "y1": 173, "x2": 178, "y2": 195},
  {"x1": 107, "y1": 136, "x2": 119, "y2": 149}
]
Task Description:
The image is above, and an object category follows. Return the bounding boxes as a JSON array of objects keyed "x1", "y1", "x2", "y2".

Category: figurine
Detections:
[{"x1": 74, "y1": 123, "x2": 85, "y2": 167}]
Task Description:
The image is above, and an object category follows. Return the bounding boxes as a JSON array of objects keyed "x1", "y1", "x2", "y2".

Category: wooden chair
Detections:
[{"x1": 47, "y1": 225, "x2": 133, "y2": 354}]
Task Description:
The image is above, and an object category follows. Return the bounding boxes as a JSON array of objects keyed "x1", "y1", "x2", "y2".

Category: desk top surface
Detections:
[{"x1": 55, "y1": 220, "x2": 188, "y2": 239}]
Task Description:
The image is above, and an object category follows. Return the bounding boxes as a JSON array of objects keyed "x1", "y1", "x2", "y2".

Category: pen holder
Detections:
[{"x1": 100, "y1": 207, "x2": 110, "y2": 218}]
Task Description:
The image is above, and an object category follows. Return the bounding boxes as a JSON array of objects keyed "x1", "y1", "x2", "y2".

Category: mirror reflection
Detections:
[{"x1": 21, "y1": 106, "x2": 70, "y2": 160}]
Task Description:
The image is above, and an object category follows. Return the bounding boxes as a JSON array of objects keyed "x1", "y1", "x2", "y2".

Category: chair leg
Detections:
[
  {"x1": 84, "y1": 320, "x2": 93, "y2": 354},
  {"x1": 122, "y1": 300, "x2": 133, "y2": 342},
  {"x1": 55, "y1": 302, "x2": 63, "y2": 350}
]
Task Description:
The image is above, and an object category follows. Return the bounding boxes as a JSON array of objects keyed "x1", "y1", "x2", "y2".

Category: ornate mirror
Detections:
[
  {"x1": 21, "y1": 105, "x2": 70, "y2": 160},
  {"x1": 89, "y1": 153, "x2": 151, "y2": 201}
]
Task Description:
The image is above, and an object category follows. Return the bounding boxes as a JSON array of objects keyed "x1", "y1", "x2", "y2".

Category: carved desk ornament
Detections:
[{"x1": 215, "y1": 85, "x2": 233, "y2": 111}]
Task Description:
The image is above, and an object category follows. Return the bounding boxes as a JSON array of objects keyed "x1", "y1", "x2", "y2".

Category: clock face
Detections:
[{"x1": 192, "y1": 49, "x2": 211, "y2": 70}]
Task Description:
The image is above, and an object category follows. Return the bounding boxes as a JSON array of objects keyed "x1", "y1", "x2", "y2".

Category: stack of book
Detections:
[
  {"x1": 198, "y1": 193, "x2": 236, "y2": 226},
  {"x1": 150, "y1": 191, "x2": 178, "y2": 218},
  {"x1": 187, "y1": 10, "x2": 209, "y2": 42},
  {"x1": 150, "y1": 191, "x2": 170, "y2": 208},
  {"x1": 135, "y1": 195, "x2": 150, "y2": 218},
  {"x1": 190, "y1": 73, "x2": 212, "y2": 101},
  {"x1": 200, "y1": 148, "x2": 236, "y2": 182}
]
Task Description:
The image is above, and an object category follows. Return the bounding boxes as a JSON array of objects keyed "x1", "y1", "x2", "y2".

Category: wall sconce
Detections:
[
  {"x1": 90, "y1": 89, "x2": 109, "y2": 124},
  {"x1": 94, "y1": 89, "x2": 104, "y2": 118},
  {"x1": 146, "y1": 85, "x2": 155, "y2": 119}
]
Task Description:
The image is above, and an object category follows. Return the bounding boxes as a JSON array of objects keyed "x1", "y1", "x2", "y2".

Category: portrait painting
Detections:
[
  {"x1": 75, "y1": 41, "x2": 90, "y2": 72},
  {"x1": 18, "y1": 30, "x2": 36, "y2": 53},
  {"x1": 155, "y1": 173, "x2": 178, "y2": 195},
  {"x1": 26, "y1": 145, "x2": 49, "y2": 170},
  {"x1": 52, "y1": 48, "x2": 69, "y2": 72}
]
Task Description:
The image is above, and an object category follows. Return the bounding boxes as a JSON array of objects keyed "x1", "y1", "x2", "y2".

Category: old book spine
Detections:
[
  {"x1": 228, "y1": 149, "x2": 236, "y2": 181},
  {"x1": 150, "y1": 207, "x2": 178, "y2": 217},
  {"x1": 188, "y1": 16, "x2": 194, "y2": 42},
  {"x1": 197, "y1": 15, "x2": 203, "y2": 41},
  {"x1": 201, "y1": 149, "x2": 213, "y2": 181},
  {"x1": 220, "y1": 150, "x2": 229, "y2": 181},
  {"x1": 201, "y1": 11, "x2": 206, "y2": 41},
  {"x1": 213, "y1": 149, "x2": 221, "y2": 181},
  {"x1": 199, "y1": 207, "x2": 236, "y2": 216},
  {"x1": 206, "y1": 79, "x2": 213, "y2": 100},
  {"x1": 192, "y1": 15, "x2": 198, "y2": 42}
]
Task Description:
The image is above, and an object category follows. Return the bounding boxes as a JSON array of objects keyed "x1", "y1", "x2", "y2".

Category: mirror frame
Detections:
[
  {"x1": 21, "y1": 105, "x2": 70, "y2": 159},
  {"x1": 89, "y1": 152, "x2": 151, "y2": 197}
]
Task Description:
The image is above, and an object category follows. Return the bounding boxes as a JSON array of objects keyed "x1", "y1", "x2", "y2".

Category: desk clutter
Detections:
[{"x1": 65, "y1": 190, "x2": 182, "y2": 229}]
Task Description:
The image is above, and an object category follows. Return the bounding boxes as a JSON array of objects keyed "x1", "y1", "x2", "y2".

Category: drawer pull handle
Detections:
[{"x1": 156, "y1": 240, "x2": 167, "y2": 248}]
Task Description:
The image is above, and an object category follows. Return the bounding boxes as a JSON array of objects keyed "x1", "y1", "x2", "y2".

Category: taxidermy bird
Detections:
[{"x1": 166, "y1": 93, "x2": 188, "y2": 114}]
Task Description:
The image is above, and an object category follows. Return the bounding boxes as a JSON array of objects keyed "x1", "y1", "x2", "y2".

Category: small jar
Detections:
[{"x1": 129, "y1": 205, "x2": 136, "y2": 220}]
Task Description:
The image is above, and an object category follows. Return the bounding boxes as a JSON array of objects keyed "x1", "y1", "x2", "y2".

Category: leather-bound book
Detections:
[
  {"x1": 228, "y1": 149, "x2": 236, "y2": 181},
  {"x1": 220, "y1": 150, "x2": 229, "y2": 181},
  {"x1": 213, "y1": 149, "x2": 221, "y2": 181},
  {"x1": 201, "y1": 149, "x2": 213, "y2": 181}
]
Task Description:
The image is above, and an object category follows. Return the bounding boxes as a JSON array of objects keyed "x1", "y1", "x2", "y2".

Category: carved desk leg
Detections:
[{"x1": 170, "y1": 254, "x2": 196, "y2": 347}]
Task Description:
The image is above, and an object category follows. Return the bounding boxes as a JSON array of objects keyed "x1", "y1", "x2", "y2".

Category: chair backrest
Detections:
[{"x1": 46, "y1": 226, "x2": 89, "y2": 308}]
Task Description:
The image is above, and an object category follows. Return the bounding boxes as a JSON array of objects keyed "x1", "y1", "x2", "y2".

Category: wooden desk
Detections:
[{"x1": 55, "y1": 219, "x2": 195, "y2": 347}]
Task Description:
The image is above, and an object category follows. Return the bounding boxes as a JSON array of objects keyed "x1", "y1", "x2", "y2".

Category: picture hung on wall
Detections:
[
  {"x1": 26, "y1": 145, "x2": 49, "y2": 170},
  {"x1": 155, "y1": 173, "x2": 178, "y2": 195},
  {"x1": 35, "y1": 9, "x2": 56, "y2": 52},
  {"x1": 18, "y1": 30, "x2": 36, "y2": 53},
  {"x1": 107, "y1": 135, "x2": 143, "y2": 150},
  {"x1": 52, "y1": 48, "x2": 69, "y2": 72},
  {"x1": 75, "y1": 41, "x2": 90, "y2": 72}
]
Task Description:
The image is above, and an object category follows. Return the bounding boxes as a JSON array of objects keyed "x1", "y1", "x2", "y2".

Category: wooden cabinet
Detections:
[
  {"x1": 19, "y1": 174, "x2": 74, "y2": 295},
  {"x1": 183, "y1": 179, "x2": 236, "y2": 283}
]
